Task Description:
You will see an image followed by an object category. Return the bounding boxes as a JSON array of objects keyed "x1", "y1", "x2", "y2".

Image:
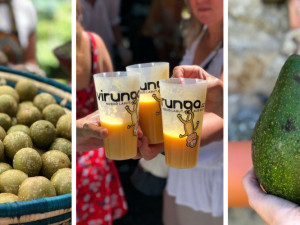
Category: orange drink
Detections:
[
  {"x1": 139, "y1": 96, "x2": 163, "y2": 143},
  {"x1": 101, "y1": 120, "x2": 137, "y2": 160},
  {"x1": 160, "y1": 78, "x2": 207, "y2": 169},
  {"x1": 164, "y1": 131, "x2": 200, "y2": 168},
  {"x1": 127, "y1": 62, "x2": 169, "y2": 144},
  {"x1": 94, "y1": 72, "x2": 140, "y2": 160}
]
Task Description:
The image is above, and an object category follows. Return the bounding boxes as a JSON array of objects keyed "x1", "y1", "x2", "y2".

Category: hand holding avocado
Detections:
[{"x1": 243, "y1": 168, "x2": 300, "y2": 225}]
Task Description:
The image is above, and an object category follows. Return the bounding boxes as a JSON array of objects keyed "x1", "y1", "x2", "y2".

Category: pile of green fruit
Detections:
[{"x1": 0, "y1": 79, "x2": 71, "y2": 203}]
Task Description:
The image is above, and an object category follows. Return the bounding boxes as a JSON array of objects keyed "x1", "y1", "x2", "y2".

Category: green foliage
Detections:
[{"x1": 33, "y1": 0, "x2": 71, "y2": 77}]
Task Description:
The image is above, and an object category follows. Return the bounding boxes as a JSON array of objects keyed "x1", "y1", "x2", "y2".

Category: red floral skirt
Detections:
[{"x1": 76, "y1": 148, "x2": 128, "y2": 225}]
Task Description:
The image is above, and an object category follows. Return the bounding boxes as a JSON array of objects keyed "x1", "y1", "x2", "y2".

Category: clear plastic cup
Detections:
[
  {"x1": 93, "y1": 71, "x2": 140, "y2": 160},
  {"x1": 126, "y1": 62, "x2": 169, "y2": 144},
  {"x1": 160, "y1": 78, "x2": 207, "y2": 168}
]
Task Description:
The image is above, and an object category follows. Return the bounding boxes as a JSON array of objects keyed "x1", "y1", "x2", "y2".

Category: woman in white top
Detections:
[
  {"x1": 165, "y1": 0, "x2": 223, "y2": 224},
  {"x1": 138, "y1": 0, "x2": 224, "y2": 224}
]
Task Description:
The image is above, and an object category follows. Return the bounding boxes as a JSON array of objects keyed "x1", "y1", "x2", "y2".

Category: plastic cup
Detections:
[
  {"x1": 93, "y1": 72, "x2": 140, "y2": 160},
  {"x1": 160, "y1": 78, "x2": 207, "y2": 168},
  {"x1": 126, "y1": 62, "x2": 169, "y2": 144}
]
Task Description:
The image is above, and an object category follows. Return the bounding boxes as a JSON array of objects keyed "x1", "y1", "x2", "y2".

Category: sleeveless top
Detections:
[
  {"x1": 166, "y1": 26, "x2": 224, "y2": 217},
  {"x1": 76, "y1": 32, "x2": 127, "y2": 225}
]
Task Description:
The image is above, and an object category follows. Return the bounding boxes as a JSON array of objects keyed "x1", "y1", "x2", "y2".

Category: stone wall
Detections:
[{"x1": 228, "y1": 0, "x2": 300, "y2": 141}]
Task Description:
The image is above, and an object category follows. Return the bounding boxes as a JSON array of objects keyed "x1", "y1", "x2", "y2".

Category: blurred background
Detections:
[
  {"x1": 0, "y1": 0, "x2": 71, "y2": 82},
  {"x1": 228, "y1": 0, "x2": 299, "y2": 224},
  {"x1": 32, "y1": 0, "x2": 71, "y2": 81},
  {"x1": 32, "y1": 0, "x2": 71, "y2": 82}
]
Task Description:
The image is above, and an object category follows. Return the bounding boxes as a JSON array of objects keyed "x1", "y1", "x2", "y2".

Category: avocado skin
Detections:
[{"x1": 252, "y1": 54, "x2": 300, "y2": 205}]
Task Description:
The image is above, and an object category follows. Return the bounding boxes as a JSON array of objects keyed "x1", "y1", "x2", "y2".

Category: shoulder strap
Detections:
[
  {"x1": 8, "y1": 0, "x2": 19, "y2": 39},
  {"x1": 86, "y1": 32, "x2": 99, "y2": 75}
]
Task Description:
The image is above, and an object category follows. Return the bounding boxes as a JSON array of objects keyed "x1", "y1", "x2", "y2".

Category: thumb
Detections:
[{"x1": 82, "y1": 123, "x2": 108, "y2": 139}]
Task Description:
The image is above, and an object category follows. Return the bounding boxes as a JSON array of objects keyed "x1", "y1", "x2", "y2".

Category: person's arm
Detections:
[
  {"x1": 200, "y1": 112, "x2": 223, "y2": 146},
  {"x1": 23, "y1": 32, "x2": 37, "y2": 65},
  {"x1": 93, "y1": 33, "x2": 113, "y2": 72},
  {"x1": 243, "y1": 168, "x2": 300, "y2": 225},
  {"x1": 228, "y1": 141, "x2": 252, "y2": 207},
  {"x1": 9, "y1": 32, "x2": 42, "y2": 74}
]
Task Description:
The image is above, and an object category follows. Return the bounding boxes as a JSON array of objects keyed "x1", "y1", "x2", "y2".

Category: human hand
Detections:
[
  {"x1": 173, "y1": 65, "x2": 223, "y2": 118},
  {"x1": 134, "y1": 134, "x2": 164, "y2": 160},
  {"x1": 76, "y1": 111, "x2": 108, "y2": 153},
  {"x1": 243, "y1": 168, "x2": 300, "y2": 225}
]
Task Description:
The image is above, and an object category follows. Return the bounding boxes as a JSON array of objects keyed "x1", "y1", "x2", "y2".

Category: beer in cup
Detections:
[
  {"x1": 126, "y1": 62, "x2": 169, "y2": 144},
  {"x1": 160, "y1": 78, "x2": 207, "y2": 168},
  {"x1": 94, "y1": 72, "x2": 140, "y2": 160}
]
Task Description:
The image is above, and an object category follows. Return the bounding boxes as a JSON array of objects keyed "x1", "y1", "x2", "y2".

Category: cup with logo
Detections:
[
  {"x1": 160, "y1": 78, "x2": 207, "y2": 168},
  {"x1": 126, "y1": 62, "x2": 169, "y2": 144},
  {"x1": 93, "y1": 71, "x2": 140, "y2": 160}
]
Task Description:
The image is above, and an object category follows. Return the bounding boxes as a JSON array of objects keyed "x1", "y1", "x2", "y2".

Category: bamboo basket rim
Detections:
[
  {"x1": 0, "y1": 66, "x2": 71, "y2": 110},
  {"x1": 0, "y1": 193, "x2": 71, "y2": 217}
]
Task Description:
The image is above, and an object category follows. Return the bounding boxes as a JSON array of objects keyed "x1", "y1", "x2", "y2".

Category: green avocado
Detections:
[{"x1": 252, "y1": 54, "x2": 300, "y2": 205}]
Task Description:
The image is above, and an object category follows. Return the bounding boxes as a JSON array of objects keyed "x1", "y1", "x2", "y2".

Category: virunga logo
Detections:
[
  {"x1": 177, "y1": 110, "x2": 199, "y2": 148},
  {"x1": 125, "y1": 99, "x2": 139, "y2": 136},
  {"x1": 152, "y1": 90, "x2": 161, "y2": 115}
]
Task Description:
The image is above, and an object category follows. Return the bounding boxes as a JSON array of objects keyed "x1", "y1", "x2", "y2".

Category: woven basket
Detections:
[{"x1": 0, "y1": 66, "x2": 72, "y2": 225}]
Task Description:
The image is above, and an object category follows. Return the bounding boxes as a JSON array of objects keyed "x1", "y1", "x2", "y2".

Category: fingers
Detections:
[
  {"x1": 82, "y1": 123, "x2": 108, "y2": 139},
  {"x1": 242, "y1": 168, "x2": 300, "y2": 224},
  {"x1": 242, "y1": 168, "x2": 265, "y2": 200},
  {"x1": 138, "y1": 127, "x2": 143, "y2": 138},
  {"x1": 173, "y1": 65, "x2": 215, "y2": 80},
  {"x1": 132, "y1": 150, "x2": 142, "y2": 160},
  {"x1": 139, "y1": 136, "x2": 164, "y2": 160}
]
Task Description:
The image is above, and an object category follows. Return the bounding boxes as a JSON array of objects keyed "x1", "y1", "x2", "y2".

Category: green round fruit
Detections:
[
  {"x1": 30, "y1": 120, "x2": 56, "y2": 148},
  {"x1": 18, "y1": 101, "x2": 34, "y2": 110},
  {"x1": 13, "y1": 148, "x2": 42, "y2": 177},
  {"x1": 0, "y1": 85, "x2": 19, "y2": 102},
  {"x1": 0, "y1": 193, "x2": 20, "y2": 203},
  {"x1": 0, "y1": 169, "x2": 28, "y2": 194},
  {"x1": 56, "y1": 113, "x2": 71, "y2": 140},
  {"x1": 3, "y1": 131, "x2": 33, "y2": 160},
  {"x1": 33, "y1": 93, "x2": 56, "y2": 111},
  {"x1": 0, "y1": 126, "x2": 6, "y2": 141},
  {"x1": 7, "y1": 124, "x2": 30, "y2": 136},
  {"x1": 18, "y1": 176, "x2": 56, "y2": 201},
  {"x1": 49, "y1": 138, "x2": 71, "y2": 159},
  {"x1": 41, "y1": 150, "x2": 70, "y2": 179},
  {"x1": 0, "y1": 113, "x2": 11, "y2": 130},
  {"x1": 0, "y1": 95, "x2": 17, "y2": 117},
  {"x1": 42, "y1": 104, "x2": 66, "y2": 126},
  {"x1": 0, "y1": 162, "x2": 12, "y2": 175},
  {"x1": 15, "y1": 80, "x2": 38, "y2": 101},
  {"x1": 16, "y1": 106, "x2": 42, "y2": 127},
  {"x1": 51, "y1": 168, "x2": 71, "y2": 195}
]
